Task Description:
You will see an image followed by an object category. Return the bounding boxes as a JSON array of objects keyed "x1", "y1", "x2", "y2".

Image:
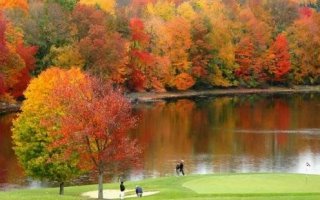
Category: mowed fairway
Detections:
[
  {"x1": 183, "y1": 174, "x2": 320, "y2": 195},
  {"x1": 1, "y1": 173, "x2": 320, "y2": 200}
]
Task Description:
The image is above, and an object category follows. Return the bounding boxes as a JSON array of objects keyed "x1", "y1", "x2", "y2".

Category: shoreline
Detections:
[
  {"x1": 127, "y1": 85, "x2": 320, "y2": 102},
  {"x1": 1, "y1": 86, "x2": 320, "y2": 114},
  {"x1": 0, "y1": 102, "x2": 20, "y2": 115}
]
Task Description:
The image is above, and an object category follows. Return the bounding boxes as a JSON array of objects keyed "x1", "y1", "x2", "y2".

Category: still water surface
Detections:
[{"x1": 1, "y1": 93, "x2": 320, "y2": 188}]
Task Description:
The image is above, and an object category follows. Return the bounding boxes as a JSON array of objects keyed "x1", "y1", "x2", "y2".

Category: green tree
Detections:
[
  {"x1": 47, "y1": 0, "x2": 78, "y2": 11},
  {"x1": 17, "y1": 1, "x2": 73, "y2": 75},
  {"x1": 12, "y1": 68, "x2": 84, "y2": 195}
]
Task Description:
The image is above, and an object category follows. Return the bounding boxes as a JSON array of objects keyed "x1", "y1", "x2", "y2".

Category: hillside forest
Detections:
[{"x1": 1, "y1": 0, "x2": 320, "y2": 101}]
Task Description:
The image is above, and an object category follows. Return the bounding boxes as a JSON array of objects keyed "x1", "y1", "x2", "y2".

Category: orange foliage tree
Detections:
[
  {"x1": 235, "y1": 37, "x2": 256, "y2": 85},
  {"x1": 235, "y1": 7, "x2": 272, "y2": 87},
  {"x1": 189, "y1": 17, "x2": 212, "y2": 82},
  {"x1": 151, "y1": 16, "x2": 195, "y2": 90},
  {"x1": 264, "y1": 34, "x2": 291, "y2": 83},
  {"x1": 287, "y1": 7, "x2": 320, "y2": 84},
  {"x1": 49, "y1": 73, "x2": 141, "y2": 200},
  {"x1": 128, "y1": 17, "x2": 152, "y2": 91},
  {"x1": 0, "y1": 0, "x2": 28, "y2": 12},
  {"x1": 0, "y1": 13, "x2": 37, "y2": 100},
  {"x1": 73, "y1": 4, "x2": 128, "y2": 83},
  {"x1": 12, "y1": 68, "x2": 86, "y2": 195},
  {"x1": 175, "y1": 72, "x2": 195, "y2": 91}
]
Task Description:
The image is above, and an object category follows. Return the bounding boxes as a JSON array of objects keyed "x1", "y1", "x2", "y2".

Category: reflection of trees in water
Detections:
[
  {"x1": 2, "y1": 94, "x2": 320, "y2": 185},
  {"x1": 132, "y1": 93, "x2": 320, "y2": 175},
  {"x1": 0, "y1": 113, "x2": 25, "y2": 185}
]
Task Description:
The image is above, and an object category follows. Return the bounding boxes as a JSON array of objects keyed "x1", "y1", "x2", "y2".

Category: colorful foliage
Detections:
[
  {"x1": 2, "y1": 0, "x2": 320, "y2": 95},
  {"x1": 287, "y1": 8, "x2": 320, "y2": 84},
  {"x1": 48, "y1": 72, "x2": 141, "y2": 199},
  {"x1": 0, "y1": 13, "x2": 37, "y2": 99},
  {"x1": 146, "y1": 0, "x2": 176, "y2": 21},
  {"x1": 175, "y1": 73, "x2": 195, "y2": 90},
  {"x1": 46, "y1": 45, "x2": 85, "y2": 69},
  {"x1": 12, "y1": 68, "x2": 84, "y2": 195},
  {"x1": 264, "y1": 34, "x2": 291, "y2": 83},
  {"x1": 18, "y1": 1, "x2": 71, "y2": 75},
  {"x1": 0, "y1": 0, "x2": 28, "y2": 12},
  {"x1": 128, "y1": 17, "x2": 154, "y2": 91},
  {"x1": 0, "y1": 73, "x2": 5, "y2": 95},
  {"x1": 79, "y1": 0, "x2": 116, "y2": 14}
]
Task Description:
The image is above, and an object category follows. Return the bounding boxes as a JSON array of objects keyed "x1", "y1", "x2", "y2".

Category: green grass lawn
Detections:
[{"x1": 1, "y1": 173, "x2": 320, "y2": 200}]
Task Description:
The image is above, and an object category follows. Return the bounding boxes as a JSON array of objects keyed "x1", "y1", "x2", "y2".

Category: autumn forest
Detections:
[{"x1": 1, "y1": 0, "x2": 320, "y2": 102}]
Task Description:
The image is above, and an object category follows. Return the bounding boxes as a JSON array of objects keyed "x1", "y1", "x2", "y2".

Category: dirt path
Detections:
[{"x1": 82, "y1": 189, "x2": 160, "y2": 199}]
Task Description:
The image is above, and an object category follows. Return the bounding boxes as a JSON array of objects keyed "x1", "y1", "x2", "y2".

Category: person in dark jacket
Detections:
[
  {"x1": 179, "y1": 160, "x2": 185, "y2": 176},
  {"x1": 120, "y1": 181, "x2": 125, "y2": 199},
  {"x1": 135, "y1": 185, "x2": 143, "y2": 197},
  {"x1": 176, "y1": 162, "x2": 180, "y2": 175}
]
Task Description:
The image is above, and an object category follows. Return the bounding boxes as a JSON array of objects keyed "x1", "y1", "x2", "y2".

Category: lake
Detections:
[{"x1": 1, "y1": 93, "x2": 320, "y2": 189}]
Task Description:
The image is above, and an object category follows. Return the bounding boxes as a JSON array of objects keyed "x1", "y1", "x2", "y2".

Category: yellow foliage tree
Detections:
[
  {"x1": 79, "y1": 0, "x2": 115, "y2": 14},
  {"x1": 177, "y1": 2, "x2": 196, "y2": 22},
  {"x1": 12, "y1": 67, "x2": 86, "y2": 195},
  {"x1": 146, "y1": 0, "x2": 176, "y2": 21},
  {"x1": 46, "y1": 45, "x2": 85, "y2": 69}
]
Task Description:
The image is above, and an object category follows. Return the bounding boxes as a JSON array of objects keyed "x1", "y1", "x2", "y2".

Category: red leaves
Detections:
[
  {"x1": 130, "y1": 18, "x2": 150, "y2": 45},
  {"x1": 0, "y1": 73, "x2": 5, "y2": 95},
  {"x1": 0, "y1": 13, "x2": 8, "y2": 61},
  {"x1": 11, "y1": 43, "x2": 37, "y2": 98},
  {"x1": 131, "y1": 0, "x2": 154, "y2": 7},
  {"x1": 130, "y1": 69, "x2": 146, "y2": 92},
  {"x1": 131, "y1": 50, "x2": 154, "y2": 65},
  {"x1": 47, "y1": 73, "x2": 141, "y2": 173},
  {"x1": 72, "y1": 4, "x2": 107, "y2": 39},
  {"x1": 299, "y1": 7, "x2": 313, "y2": 19},
  {"x1": 265, "y1": 34, "x2": 291, "y2": 82},
  {"x1": 235, "y1": 37, "x2": 255, "y2": 80},
  {"x1": 0, "y1": 13, "x2": 37, "y2": 99},
  {"x1": 128, "y1": 17, "x2": 156, "y2": 91}
]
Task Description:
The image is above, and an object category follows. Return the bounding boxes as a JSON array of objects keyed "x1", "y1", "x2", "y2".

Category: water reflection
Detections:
[
  {"x1": 1, "y1": 93, "x2": 320, "y2": 188},
  {"x1": 130, "y1": 93, "x2": 320, "y2": 179},
  {"x1": 0, "y1": 113, "x2": 25, "y2": 189}
]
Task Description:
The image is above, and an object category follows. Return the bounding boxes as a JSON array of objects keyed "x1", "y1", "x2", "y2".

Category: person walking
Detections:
[
  {"x1": 179, "y1": 160, "x2": 185, "y2": 176},
  {"x1": 176, "y1": 162, "x2": 181, "y2": 176},
  {"x1": 120, "y1": 181, "x2": 125, "y2": 199},
  {"x1": 135, "y1": 185, "x2": 143, "y2": 197}
]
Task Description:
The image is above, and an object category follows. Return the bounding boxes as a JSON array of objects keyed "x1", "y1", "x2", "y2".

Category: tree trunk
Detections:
[
  {"x1": 59, "y1": 182, "x2": 64, "y2": 195},
  {"x1": 98, "y1": 172, "x2": 104, "y2": 200}
]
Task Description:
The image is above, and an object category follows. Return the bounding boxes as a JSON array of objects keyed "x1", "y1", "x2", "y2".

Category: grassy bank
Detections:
[{"x1": 1, "y1": 173, "x2": 320, "y2": 200}]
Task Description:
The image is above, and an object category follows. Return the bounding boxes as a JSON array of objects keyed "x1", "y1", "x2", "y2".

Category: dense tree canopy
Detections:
[
  {"x1": 2, "y1": 0, "x2": 320, "y2": 100},
  {"x1": 12, "y1": 68, "x2": 141, "y2": 198},
  {"x1": 12, "y1": 68, "x2": 84, "y2": 195}
]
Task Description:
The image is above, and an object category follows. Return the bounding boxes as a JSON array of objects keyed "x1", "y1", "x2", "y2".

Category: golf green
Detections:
[{"x1": 183, "y1": 174, "x2": 320, "y2": 194}]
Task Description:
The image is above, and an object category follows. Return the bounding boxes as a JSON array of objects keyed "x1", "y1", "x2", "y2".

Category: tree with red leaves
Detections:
[
  {"x1": 0, "y1": 12, "x2": 37, "y2": 100},
  {"x1": 0, "y1": 13, "x2": 8, "y2": 87},
  {"x1": 128, "y1": 17, "x2": 155, "y2": 91},
  {"x1": 50, "y1": 74, "x2": 141, "y2": 200},
  {"x1": 264, "y1": 34, "x2": 291, "y2": 83},
  {"x1": 10, "y1": 43, "x2": 37, "y2": 98},
  {"x1": 0, "y1": 74, "x2": 5, "y2": 95},
  {"x1": 73, "y1": 4, "x2": 128, "y2": 83},
  {"x1": 235, "y1": 37, "x2": 255, "y2": 82}
]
